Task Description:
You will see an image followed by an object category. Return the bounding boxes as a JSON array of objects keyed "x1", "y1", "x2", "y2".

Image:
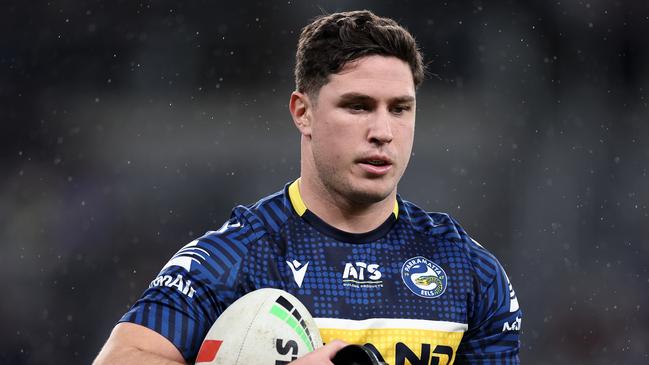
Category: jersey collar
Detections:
[{"x1": 287, "y1": 178, "x2": 399, "y2": 243}]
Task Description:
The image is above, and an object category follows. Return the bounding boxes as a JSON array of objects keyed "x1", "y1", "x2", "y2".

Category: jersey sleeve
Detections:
[
  {"x1": 455, "y1": 239, "x2": 522, "y2": 364},
  {"x1": 118, "y1": 209, "x2": 257, "y2": 362}
]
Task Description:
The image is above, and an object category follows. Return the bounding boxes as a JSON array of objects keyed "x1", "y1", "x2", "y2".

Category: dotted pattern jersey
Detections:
[{"x1": 121, "y1": 180, "x2": 522, "y2": 365}]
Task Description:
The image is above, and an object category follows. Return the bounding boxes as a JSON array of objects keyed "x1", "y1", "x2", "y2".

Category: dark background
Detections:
[{"x1": 2, "y1": 1, "x2": 648, "y2": 364}]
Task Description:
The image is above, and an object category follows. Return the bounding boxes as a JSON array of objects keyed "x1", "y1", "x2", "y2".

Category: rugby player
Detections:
[{"x1": 94, "y1": 10, "x2": 522, "y2": 365}]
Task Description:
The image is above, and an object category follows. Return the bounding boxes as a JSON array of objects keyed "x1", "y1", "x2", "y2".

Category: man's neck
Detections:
[{"x1": 296, "y1": 177, "x2": 396, "y2": 234}]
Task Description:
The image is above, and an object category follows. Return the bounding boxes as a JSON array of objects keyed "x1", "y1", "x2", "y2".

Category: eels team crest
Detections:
[{"x1": 401, "y1": 256, "x2": 447, "y2": 298}]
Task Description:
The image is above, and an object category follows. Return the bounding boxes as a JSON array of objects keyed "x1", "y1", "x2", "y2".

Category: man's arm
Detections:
[
  {"x1": 93, "y1": 323, "x2": 186, "y2": 365},
  {"x1": 94, "y1": 323, "x2": 348, "y2": 365},
  {"x1": 455, "y1": 240, "x2": 522, "y2": 364}
]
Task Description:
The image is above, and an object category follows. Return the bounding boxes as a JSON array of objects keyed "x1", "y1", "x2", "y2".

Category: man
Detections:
[{"x1": 94, "y1": 10, "x2": 522, "y2": 365}]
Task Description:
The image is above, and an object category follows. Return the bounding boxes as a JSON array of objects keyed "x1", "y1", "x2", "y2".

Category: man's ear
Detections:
[{"x1": 289, "y1": 91, "x2": 313, "y2": 137}]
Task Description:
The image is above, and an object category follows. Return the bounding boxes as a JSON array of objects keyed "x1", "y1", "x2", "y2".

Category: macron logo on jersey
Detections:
[
  {"x1": 161, "y1": 239, "x2": 210, "y2": 272},
  {"x1": 286, "y1": 260, "x2": 309, "y2": 288}
]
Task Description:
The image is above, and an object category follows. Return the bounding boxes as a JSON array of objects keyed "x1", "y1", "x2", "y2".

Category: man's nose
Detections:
[{"x1": 368, "y1": 110, "x2": 393, "y2": 145}]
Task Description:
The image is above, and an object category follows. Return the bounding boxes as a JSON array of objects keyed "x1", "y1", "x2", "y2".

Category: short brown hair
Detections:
[{"x1": 295, "y1": 10, "x2": 425, "y2": 97}]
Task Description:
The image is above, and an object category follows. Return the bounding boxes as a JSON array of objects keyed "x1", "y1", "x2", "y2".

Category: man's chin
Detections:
[
  {"x1": 345, "y1": 182, "x2": 395, "y2": 206},
  {"x1": 319, "y1": 171, "x2": 398, "y2": 206}
]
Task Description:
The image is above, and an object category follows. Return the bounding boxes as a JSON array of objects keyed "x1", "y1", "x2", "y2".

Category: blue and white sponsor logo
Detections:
[
  {"x1": 401, "y1": 256, "x2": 447, "y2": 298},
  {"x1": 161, "y1": 239, "x2": 210, "y2": 272},
  {"x1": 150, "y1": 273, "x2": 197, "y2": 298}
]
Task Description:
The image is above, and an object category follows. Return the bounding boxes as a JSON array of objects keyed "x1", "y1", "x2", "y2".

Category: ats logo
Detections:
[{"x1": 342, "y1": 262, "x2": 382, "y2": 289}]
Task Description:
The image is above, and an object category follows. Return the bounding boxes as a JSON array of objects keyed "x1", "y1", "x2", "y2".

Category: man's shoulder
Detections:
[
  {"x1": 398, "y1": 197, "x2": 501, "y2": 270},
  {"x1": 398, "y1": 197, "x2": 466, "y2": 240},
  {"x1": 231, "y1": 183, "x2": 295, "y2": 235},
  {"x1": 198, "y1": 182, "x2": 297, "y2": 247},
  {"x1": 163, "y1": 185, "x2": 294, "y2": 276}
]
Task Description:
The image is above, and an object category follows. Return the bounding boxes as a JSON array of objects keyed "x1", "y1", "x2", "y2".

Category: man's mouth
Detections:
[
  {"x1": 357, "y1": 156, "x2": 393, "y2": 175},
  {"x1": 364, "y1": 159, "x2": 389, "y2": 166},
  {"x1": 358, "y1": 154, "x2": 392, "y2": 165}
]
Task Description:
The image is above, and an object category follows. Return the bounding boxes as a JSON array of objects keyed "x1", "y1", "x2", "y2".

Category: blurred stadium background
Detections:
[{"x1": 1, "y1": 1, "x2": 648, "y2": 364}]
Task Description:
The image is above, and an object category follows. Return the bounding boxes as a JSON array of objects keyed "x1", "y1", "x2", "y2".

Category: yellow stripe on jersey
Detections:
[
  {"x1": 393, "y1": 199, "x2": 399, "y2": 219},
  {"x1": 288, "y1": 178, "x2": 399, "y2": 219},
  {"x1": 315, "y1": 318, "x2": 466, "y2": 365},
  {"x1": 288, "y1": 179, "x2": 307, "y2": 216}
]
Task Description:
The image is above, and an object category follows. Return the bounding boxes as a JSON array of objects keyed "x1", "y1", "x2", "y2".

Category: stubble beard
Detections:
[{"x1": 314, "y1": 158, "x2": 397, "y2": 207}]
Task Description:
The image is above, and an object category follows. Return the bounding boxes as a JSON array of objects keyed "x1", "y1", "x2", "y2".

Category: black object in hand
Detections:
[{"x1": 331, "y1": 344, "x2": 386, "y2": 365}]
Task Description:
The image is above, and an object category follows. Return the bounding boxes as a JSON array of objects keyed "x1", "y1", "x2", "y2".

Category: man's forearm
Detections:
[
  {"x1": 93, "y1": 346, "x2": 186, "y2": 365},
  {"x1": 93, "y1": 323, "x2": 186, "y2": 365}
]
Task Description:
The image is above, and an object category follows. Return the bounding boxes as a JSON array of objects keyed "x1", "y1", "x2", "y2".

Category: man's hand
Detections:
[{"x1": 288, "y1": 340, "x2": 348, "y2": 365}]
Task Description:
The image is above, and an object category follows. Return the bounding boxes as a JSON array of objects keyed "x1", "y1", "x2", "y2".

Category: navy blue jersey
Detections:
[{"x1": 121, "y1": 179, "x2": 522, "y2": 364}]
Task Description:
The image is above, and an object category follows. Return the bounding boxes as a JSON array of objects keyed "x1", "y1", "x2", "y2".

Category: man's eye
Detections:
[
  {"x1": 392, "y1": 105, "x2": 411, "y2": 114},
  {"x1": 348, "y1": 104, "x2": 367, "y2": 112}
]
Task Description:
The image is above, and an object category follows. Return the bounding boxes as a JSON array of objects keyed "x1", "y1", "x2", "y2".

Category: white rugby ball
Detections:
[{"x1": 195, "y1": 288, "x2": 323, "y2": 364}]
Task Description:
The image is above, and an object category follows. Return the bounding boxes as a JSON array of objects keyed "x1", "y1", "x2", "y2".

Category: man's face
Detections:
[{"x1": 306, "y1": 55, "x2": 416, "y2": 204}]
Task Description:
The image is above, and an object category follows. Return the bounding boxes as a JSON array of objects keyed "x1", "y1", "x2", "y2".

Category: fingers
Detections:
[
  {"x1": 288, "y1": 339, "x2": 349, "y2": 365},
  {"x1": 321, "y1": 340, "x2": 349, "y2": 359}
]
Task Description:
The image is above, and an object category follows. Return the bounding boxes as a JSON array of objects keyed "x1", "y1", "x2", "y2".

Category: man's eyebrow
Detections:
[
  {"x1": 338, "y1": 92, "x2": 415, "y2": 103},
  {"x1": 338, "y1": 93, "x2": 374, "y2": 102},
  {"x1": 391, "y1": 95, "x2": 416, "y2": 103}
]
